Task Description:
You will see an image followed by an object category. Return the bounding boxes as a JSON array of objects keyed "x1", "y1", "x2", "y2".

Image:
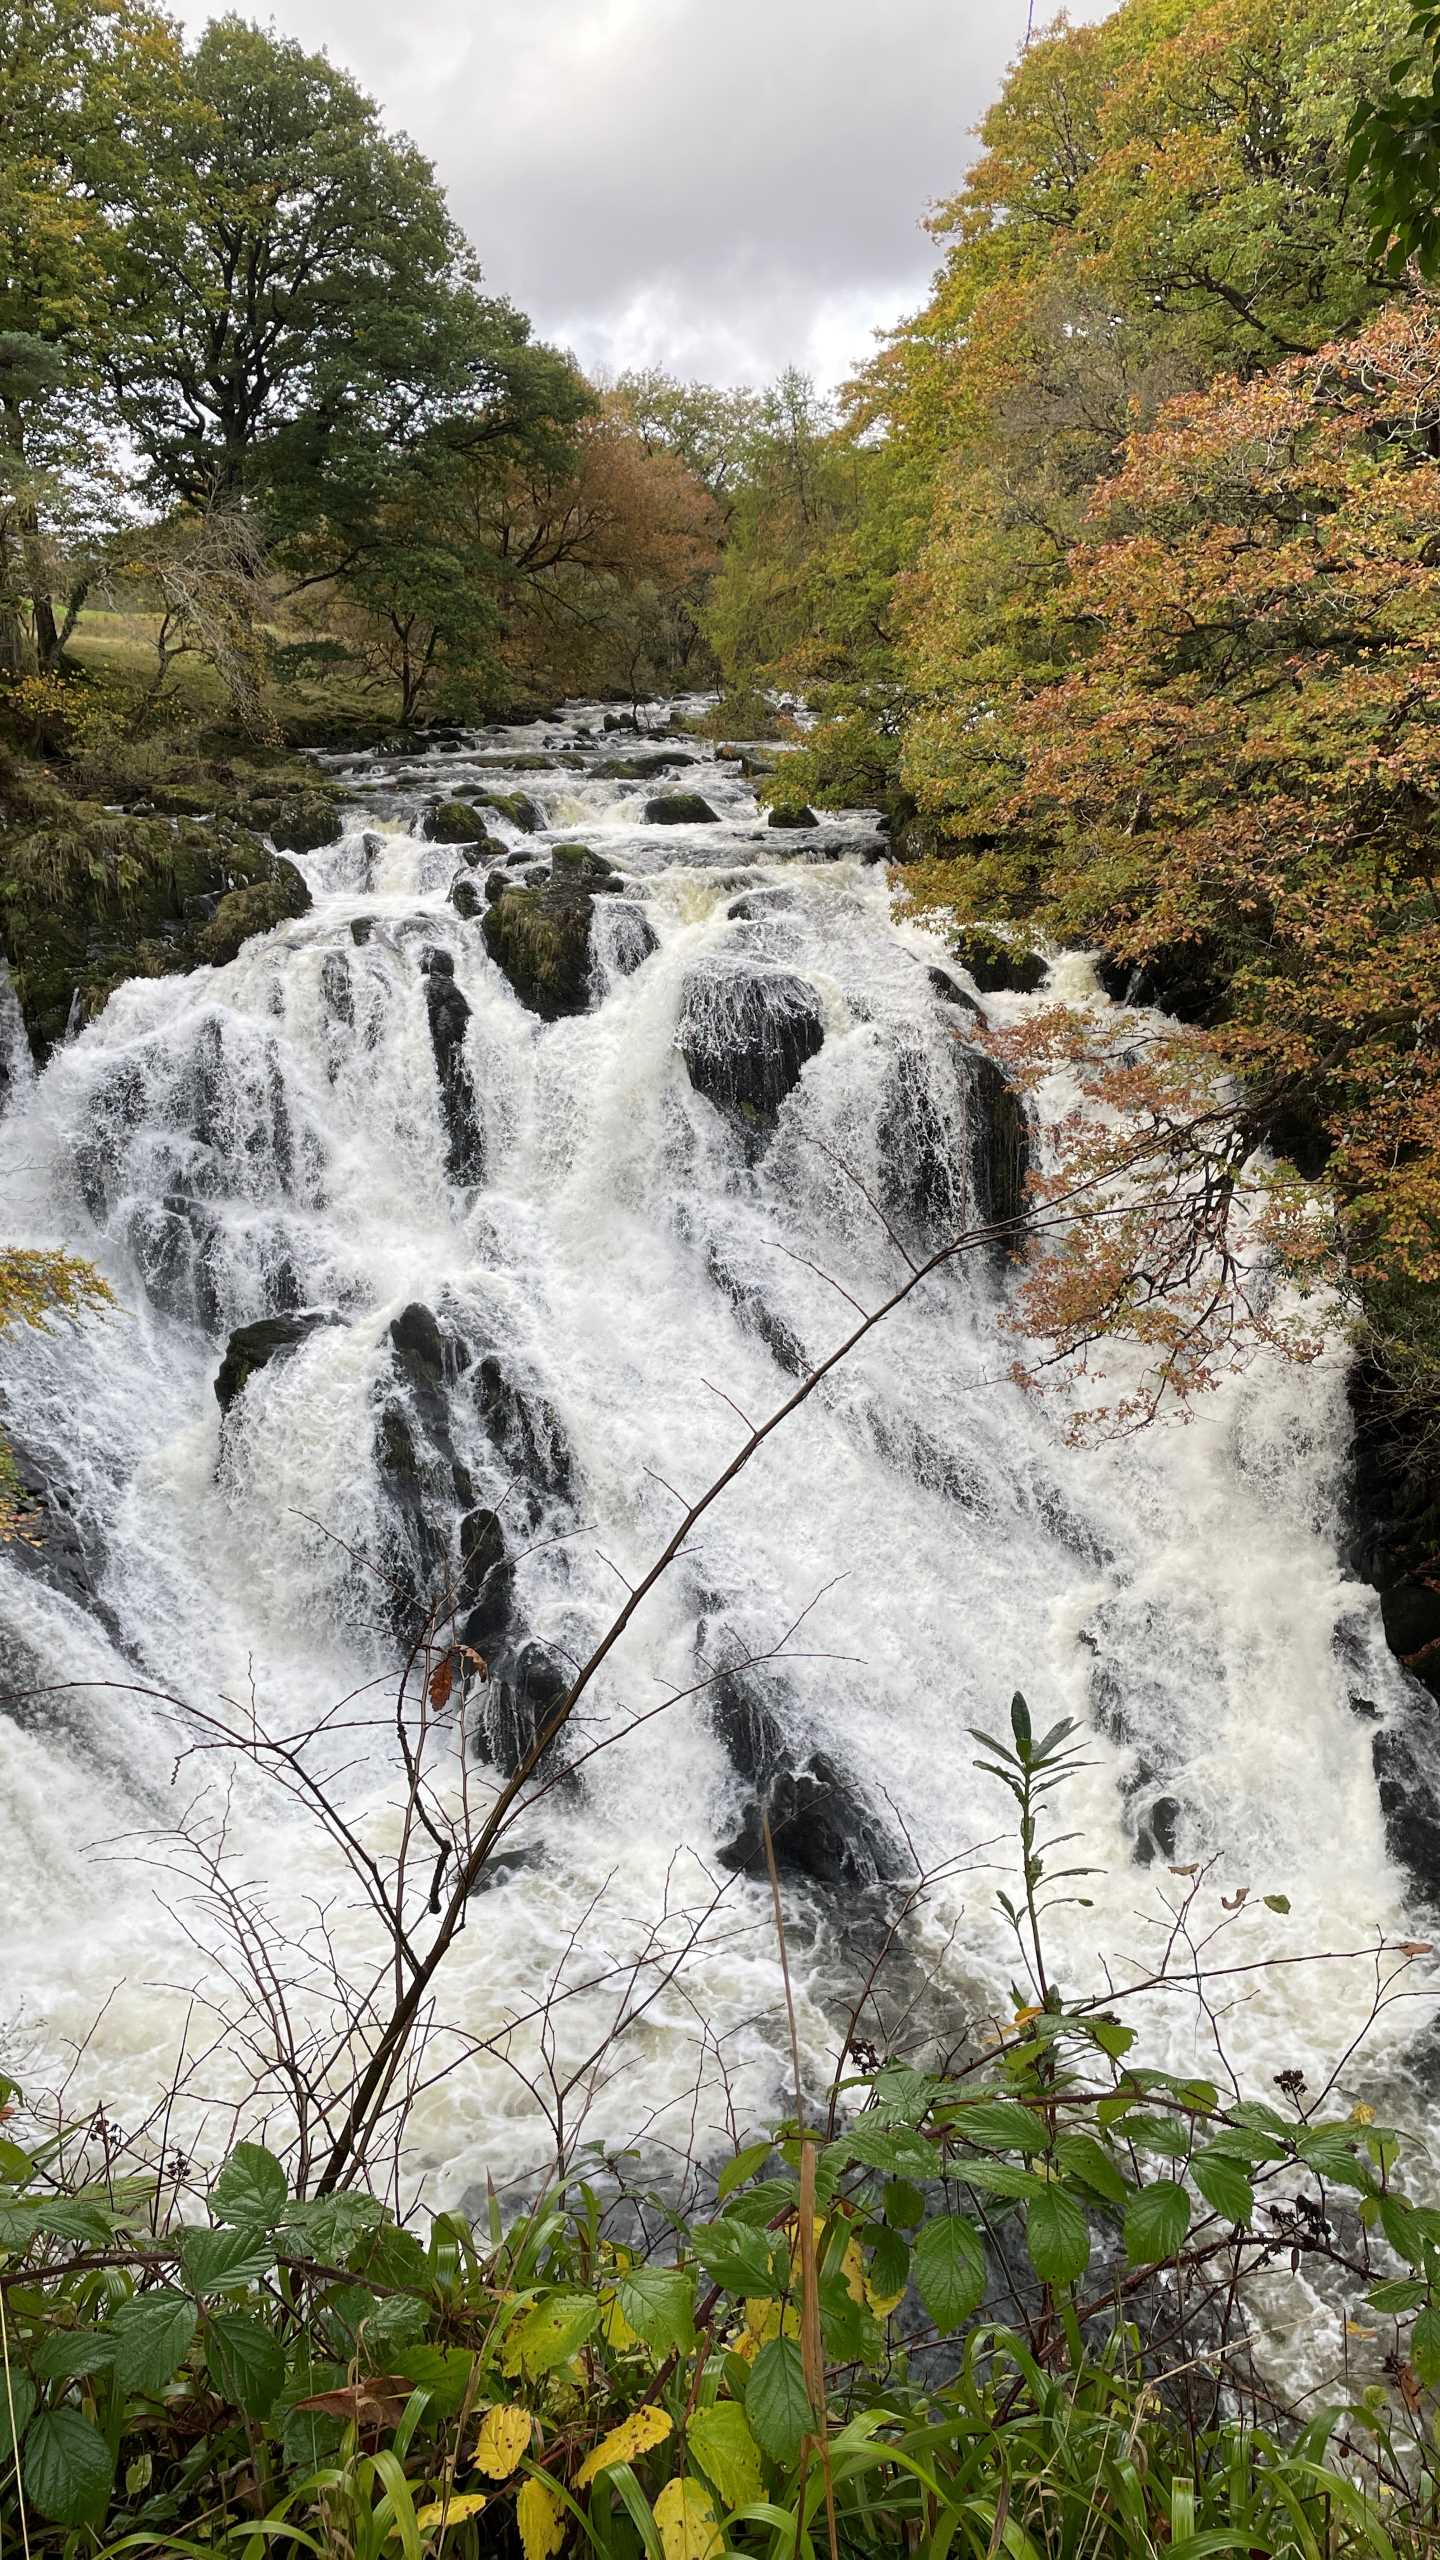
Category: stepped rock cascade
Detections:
[{"x1": 1, "y1": 701, "x2": 1436, "y2": 2238}]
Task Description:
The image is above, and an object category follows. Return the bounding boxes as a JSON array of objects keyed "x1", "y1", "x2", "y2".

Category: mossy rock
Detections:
[
  {"x1": 0, "y1": 803, "x2": 312, "y2": 1053},
  {"x1": 482, "y1": 883, "x2": 593, "y2": 1019},
  {"x1": 197, "y1": 863, "x2": 312, "y2": 965},
  {"x1": 550, "y1": 841, "x2": 619, "y2": 885},
  {"x1": 429, "y1": 791, "x2": 542, "y2": 840},
  {"x1": 767, "y1": 802, "x2": 819, "y2": 830},
  {"x1": 245, "y1": 787, "x2": 345, "y2": 853},
  {"x1": 644, "y1": 791, "x2": 718, "y2": 825}
]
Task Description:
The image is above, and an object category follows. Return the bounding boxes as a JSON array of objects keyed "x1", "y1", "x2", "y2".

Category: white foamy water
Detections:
[{"x1": 0, "y1": 701, "x2": 1432, "y2": 2234}]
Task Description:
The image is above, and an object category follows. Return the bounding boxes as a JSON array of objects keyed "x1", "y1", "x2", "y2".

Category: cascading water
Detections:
[{"x1": 1, "y1": 704, "x2": 1435, "y2": 2263}]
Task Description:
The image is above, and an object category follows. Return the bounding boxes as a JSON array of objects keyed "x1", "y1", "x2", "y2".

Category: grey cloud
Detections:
[{"x1": 172, "y1": 0, "x2": 1114, "y2": 386}]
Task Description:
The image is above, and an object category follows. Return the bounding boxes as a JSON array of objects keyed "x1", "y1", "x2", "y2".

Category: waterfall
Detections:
[{"x1": 0, "y1": 702, "x2": 1431, "y2": 2239}]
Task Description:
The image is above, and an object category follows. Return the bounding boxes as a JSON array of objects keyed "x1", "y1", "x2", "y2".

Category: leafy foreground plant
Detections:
[{"x1": 4, "y1": 1701, "x2": 1439, "y2": 2558}]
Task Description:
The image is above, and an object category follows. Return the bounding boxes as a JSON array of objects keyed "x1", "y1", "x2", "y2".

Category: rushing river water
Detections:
[{"x1": 0, "y1": 703, "x2": 1434, "y2": 2266}]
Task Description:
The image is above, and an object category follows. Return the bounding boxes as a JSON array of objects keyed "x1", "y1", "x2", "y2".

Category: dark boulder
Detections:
[
  {"x1": 421, "y1": 948, "x2": 484, "y2": 1182},
  {"x1": 767, "y1": 803, "x2": 818, "y2": 831},
  {"x1": 677, "y1": 958, "x2": 824, "y2": 1136},
  {"x1": 215, "y1": 1309, "x2": 342, "y2": 1417},
  {"x1": 1371, "y1": 1697, "x2": 1440, "y2": 1900},
  {"x1": 950, "y1": 927, "x2": 1047, "y2": 998},
  {"x1": 591, "y1": 752, "x2": 697, "y2": 780},
  {"x1": 457, "y1": 1505, "x2": 514, "y2": 1656},
  {"x1": 246, "y1": 788, "x2": 345, "y2": 854},
  {"x1": 728, "y1": 887, "x2": 799, "y2": 923},
  {"x1": 320, "y1": 951, "x2": 353, "y2": 1025},
  {"x1": 448, "y1": 872, "x2": 484, "y2": 920},
  {"x1": 966, "y1": 1051, "x2": 1030, "y2": 1239},
  {"x1": 374, "y1": 1302, "x2": 477, "y2": 1645},
  {"x1": 644, "y1": 791, "x2": 719, "y2": 825},
  {"x1": 710, "y1": 1670, "x2": 908, "y2": 1889},
  {"x1": 478, "y1": 1639, "x2": 574, "y2": 1777}
]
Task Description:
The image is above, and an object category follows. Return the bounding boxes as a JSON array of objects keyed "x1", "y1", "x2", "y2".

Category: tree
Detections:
[
  {"x1": 612, "y1": 370, "x2": 763, "y2": 522},
  {"x1": 1349, "y1": 1, "x2": 1440, "y2": 278},
  {"x1": 0, "y1": 0, "x2": 180, "y2": 673},
  {"x1": 108, "y1": 15, "x2": 496, "y2": 514},
  {"x1": 907, "y1": 297, "x2": 1440, "y2": 1406}
]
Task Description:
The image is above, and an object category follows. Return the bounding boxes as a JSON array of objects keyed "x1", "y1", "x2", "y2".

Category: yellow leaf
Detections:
[
  {"x1": 600, "y1": 2288, "x2": 640, "y2": 2352},
  {"x1": 654, "y1": 2476, "x2": 721, "y2": 2560},
  {"x1": 839, "y1": 2232, "x2": 866, "y2": 2308},
  {"x1": 1349, "y1": 2102, "x2": 1377, "y2": 2127},
  {"x1": 729, "y1": 2296, "x2": 797, "y2": 2363},
  {"x1": 865, "y1": 2268, "x2": 907, "y2": 2319},
  {"x1": 576, "y1": 2405, "x2": 673, "y2": 2486},
  {"x1": 475, "y1": 2403, "x2": 533, "y2": 2479},
  {"x1": 415, "y1": 2491, "x2": 489, "y2": 2530},
  {"x1": 517, "y1": 2475, "x2": 566, "y2": 2560}
]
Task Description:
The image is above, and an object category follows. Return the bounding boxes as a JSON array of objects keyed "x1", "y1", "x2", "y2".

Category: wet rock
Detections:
[
  {"x1": 1372, "y1": 1697, "x2": 1440, "y2": 1900},
  {"x1": 424, "y1": 800, "x2": 496, "y2": 845},
  {"x1": 590, "y1": 753, "x2": 697, "y2": 780},
  {"x1": 966, "y1": 1052, "x2": 1030, "y2": 1238},
  {"x1": 481, "y1": 869, "x2": 595, "y2": 1020},
  {"x1": 246, "y1": 788, "x2": 345, "y2": 854},
  {"x1": 597, "y1": 900, "x2": 659, "y2": 981},
  {"x1": 711, "y1": 1669, "x2": 908, "y2": 1889},
  {"x1": 320, "y1": 951, "x2": 353, "y2": 1024},
  {"x1": 449, "y1": 872, "x2": 484, "y2": 920},
  {"x1": 468, "y1": 1353, "x2": 575, "y2": 1524},
  {"x1": 644, "y1": 791, "x2": 719, "y2": 825},
  {"x1": 767, "y1": 802, "x2": 818, "y2": 830},
  {"x1": 1347, "y1": 1360, "x2": 1440, "y2": 1706},
  {"x1": 349, "y1": 916, "x2": 375, "y2": 947},
  {"x1": 130, "y1": 1193, "x2": 225, "y2": 1331},
  {"x1": 950, "y1": 927, "x2": 1047, "y2": 998},
  {"x1": 727, "y1": 887, "x2": 800, "y2": 923},
  {"x1": 374, "y1": 1302, "x2": 477, "y2": 1644},
  {"x1": 457, "y1": 1505, "x2": 514, "y2": 1655},
  {"x1": 421, "y1": 948, "x2": 484, "y2": 1182},
  {"x1": 478, "y1": 1638, "x2": 573, "y2": 1777},
  {"x1": 707, "y1": 1250, "x2": 808, "y2": 1377},
  {"x1": 197, "y1": 860, "x2": 312, "y2": 966},
  {"x1": 927, "y1": 966, "x2": 981, "y2": 1018},
  {"x1": 2, "y1": 1434, "x2": 121, "y2": 1644},
  {"x1": 677, "y1": 958, "x2": 825, "y2": 1137},
  {"x1": 215, "y1": 1309, "x2": 342, "y2": 1417}
]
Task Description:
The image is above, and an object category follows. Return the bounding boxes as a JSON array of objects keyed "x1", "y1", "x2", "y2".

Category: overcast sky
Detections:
[{"x1": 171, "y1": 0, "x2": 1112, "y2": 390}]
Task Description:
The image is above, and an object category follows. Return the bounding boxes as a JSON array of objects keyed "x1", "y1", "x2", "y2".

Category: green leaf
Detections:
[
  {"x1": 615, "y1": 2266, "x2": 694, "y2": 2354},
  {"x1": 0, "y1": 2137, "x2": 35, "y2": 2184},
  {"x1": 948, "y1": 2158, "x2": 1045, "y2": 2201},
  {"x1": 717, "y1": 2142, "x2": 772, "y2": 2203},
  {"x1": 1054, "y1": 2133, "x2": 1127, "y2": 2205},
  {"x1": 1088, "y1": 2019, "x2": 1137, "y2": 2060},
  {"x1": 949, "y1": 2101, "x2": 1047, "y2": 2152},
  {"x1": 1294, "y1": 2128, "x2": 1371, "y2": 2189},
  {"x1": 844, "y1": 2121, "x2": 934, "y2": 2180},
  {"x1": 32, "y1": 2329, "x2": 117, "y2": 2382},
  {"x1": 1414, "y1": 2303, "x2": 1440, "y2": 2387},
  {"x1": 206, "y1": 2309, "x2": 286, "y2": 2417},
  {"x1": 912, "y1": 2214, "x2": 987, "y2": 2329},
  {"x1": 865, "y1": 2222, "x2": 910, "y2": 2304},
  {"x1": 1190, "y1": 2151, "x2": 1254, "y2": 2226},
  {"x1": 23, "y1": 2407, "x2": 115, "y2": 2528},
  {"x1": 688, "y1": 2401, "x2": 765, "y2": 2510},
  {"x1": 883, "y1": 2180, "x2": 925, "y2": 2228},
  {"x1": 1263, "y1": 1894, "x2": 1290, "y2": 1915},
  {"x1": 1380, "y1": 2195, "x2": 1423, "y2": 2266},
  {"x1": 1367, "y1": 2278, "x2": 1427, "y2": 2314},
  {"x1": 1116, "y1": 2113, "x2": 1189, "y2": 2160},
  {"x1": 0, "y1": 2370, "x2": 35, "y2": 2460},
  {"x1": 108, "y1": 2290, "x2": 198, "y2": 2395},
  {"x1": 692, "y1": 2219, "x2": 777, "y2": 2297},
  {"x1": 210, "y1": 2142, "x2": 289, "y2": 2227},
  {"x1": 180, "y1": 2222, "x2": 276, "y2": 2294},
  {"x1": 1125, "y1": 2181, "x2": 1191, "y2": 2267},
  {"x1": 744, "y1": 2336, "x2": 812, "y2": 2467},
  {"x1": 1025, "y1": 2187, "x2": 1091, "y2": 2286},
  {"x1": 508, "y1": 2291, "x2": 600, "y2": 2377}
]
